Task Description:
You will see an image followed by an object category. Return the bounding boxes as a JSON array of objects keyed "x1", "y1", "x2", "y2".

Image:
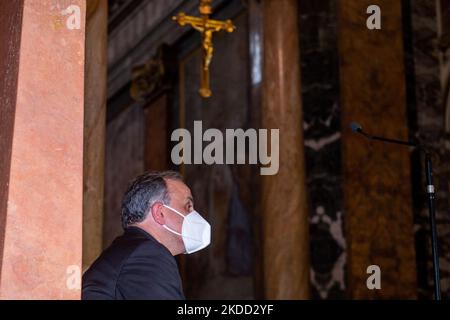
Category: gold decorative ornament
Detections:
[{"x1": 173, "y1": 0, "x2": 235, "y2": 98}]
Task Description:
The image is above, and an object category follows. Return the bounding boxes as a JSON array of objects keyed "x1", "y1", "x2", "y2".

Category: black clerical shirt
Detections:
[{"x1": 82, "y1": 226, "x2": 185, "y2": 300}]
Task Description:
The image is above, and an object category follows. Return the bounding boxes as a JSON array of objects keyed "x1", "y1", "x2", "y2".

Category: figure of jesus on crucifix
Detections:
[
  {"x1": 173, "y1": 0, "x2": 235, "y2": 98},
  {"x1": 194, "y1": 25, "x2": 218, "y2": 72}
]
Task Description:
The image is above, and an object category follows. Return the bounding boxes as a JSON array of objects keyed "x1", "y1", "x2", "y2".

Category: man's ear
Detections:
[{"x1": 150, "y1": 202, "x2": 165, "y2": 225}]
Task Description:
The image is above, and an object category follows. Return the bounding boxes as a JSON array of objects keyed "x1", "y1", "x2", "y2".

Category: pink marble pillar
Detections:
[{"x1": 0, "y1": 0, "x2": 86, "y2": 299}]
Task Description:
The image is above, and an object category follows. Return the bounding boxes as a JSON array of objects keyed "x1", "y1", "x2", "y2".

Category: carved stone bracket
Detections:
[{"x1": 130, "y1": 44, "x2": 176, "y2": 102}]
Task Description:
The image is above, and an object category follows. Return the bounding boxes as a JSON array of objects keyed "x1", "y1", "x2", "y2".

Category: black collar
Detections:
[
  {"x1": 124, "y1": 226, "x2": 155, "y2": 240},
  {"x1": 124, "y1": 226, "x2": 174, "y2": 256}
]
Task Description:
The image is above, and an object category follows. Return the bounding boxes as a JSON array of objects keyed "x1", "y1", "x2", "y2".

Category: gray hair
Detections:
[{"x1": 121, "y1": 170, "x2": 183, "y2": 229}]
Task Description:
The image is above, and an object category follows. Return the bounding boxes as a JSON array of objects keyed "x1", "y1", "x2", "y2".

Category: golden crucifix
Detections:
[{"x1": 173, "y1": 0, "x2": 235, "y2": 98}]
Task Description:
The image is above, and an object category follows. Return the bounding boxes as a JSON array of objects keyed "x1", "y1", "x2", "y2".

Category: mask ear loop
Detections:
[
  {"x1": 162, "y1": 205, "x2": 202, "y2": 242},
  {"x1": 162, "y1": 204, "x2": 186, "y2": 219},
  {"x1": 159, "y1": 204, "x2": 183, "y2": 235},
  {"x1": 148, "y1": 202, "x2": 182, "y2": 230},
  {"x1": 162, "y1": 225, "x2": 182, "y2": 236}
]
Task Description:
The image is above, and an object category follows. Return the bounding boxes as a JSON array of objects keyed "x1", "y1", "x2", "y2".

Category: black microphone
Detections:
[
  {"x1": 349, "y1": 121, "x2": 362, "y2": 133},
  {"x1": 349, "y1": 121, "x2": 417, "y2": 148}
]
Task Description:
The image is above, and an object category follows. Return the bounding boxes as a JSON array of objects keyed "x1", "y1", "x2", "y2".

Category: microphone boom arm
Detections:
[{"x1": 349, "y1": 121, "x2": 441, "y2": 300}]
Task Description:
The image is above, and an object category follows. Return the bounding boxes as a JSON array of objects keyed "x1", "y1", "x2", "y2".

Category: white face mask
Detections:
[{"x1": 162, "y1": 204, "x2": 211, "y2": 254}]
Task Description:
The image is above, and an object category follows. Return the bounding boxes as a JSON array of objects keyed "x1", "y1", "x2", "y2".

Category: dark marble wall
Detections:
[
  {"x1": 103, "y1": 105, "x2": 145, "y2": 247},
  {"x1": 298, "y1": 0, "x2": 346, "y2": 299}
]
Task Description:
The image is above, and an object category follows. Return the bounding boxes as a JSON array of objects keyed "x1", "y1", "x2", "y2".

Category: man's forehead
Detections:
[{"x1": 165, "y1": 178, "x2": 192, "y2": 200}]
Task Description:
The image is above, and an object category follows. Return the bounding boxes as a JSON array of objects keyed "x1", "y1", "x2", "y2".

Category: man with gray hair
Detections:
[{"x1": 82, "y1": 171, "x2": 211, "y2": 300}]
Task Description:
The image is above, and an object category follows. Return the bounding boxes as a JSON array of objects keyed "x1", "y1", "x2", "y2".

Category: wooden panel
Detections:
[
  {"x1": 83, "y1": 0, "x2": 107, "y2": 270},
  {"x1": 338, "y1": 0, "x2": 417, "y2": 299},
  {"x1": 144, "y1": 95, "x2": 169, "y2": 171}
]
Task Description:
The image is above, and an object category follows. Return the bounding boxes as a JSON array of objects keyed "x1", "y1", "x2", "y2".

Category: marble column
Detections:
[
  {"x1": 338, "y1": 0, "x2": 417, "y2": 298},
  {"x1": 0, "y1": 0, "x2": 86, "y2": 299},
  {"x1": 83, "y1": 0, "x2": 107, "y2": 270},
  {"x1": 261, "y1": 0, "x2": 310, "y2": 299}
]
